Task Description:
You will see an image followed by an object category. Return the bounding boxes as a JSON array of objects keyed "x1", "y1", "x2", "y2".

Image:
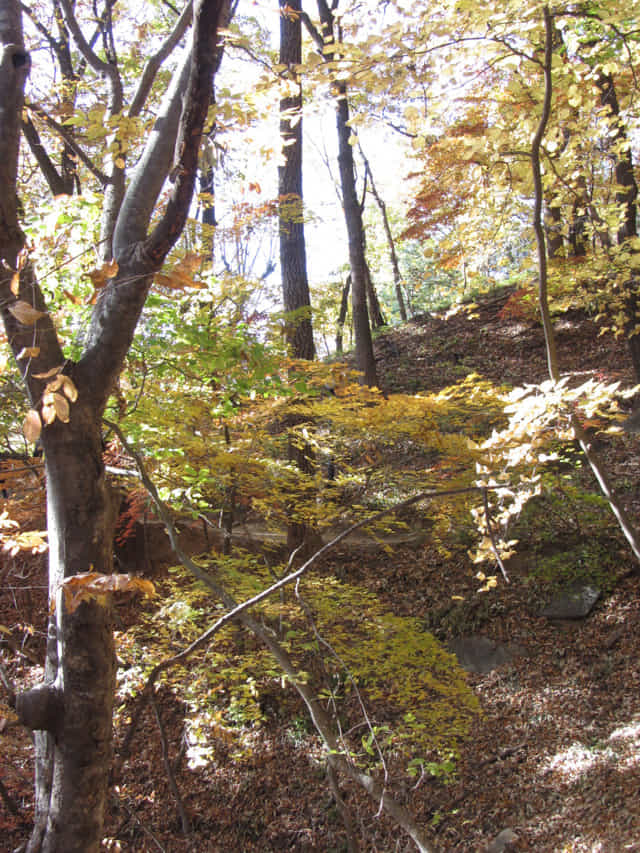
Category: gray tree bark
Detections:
[{"x1": 0, "y1": 2, "x2": 228, "y2": 850}]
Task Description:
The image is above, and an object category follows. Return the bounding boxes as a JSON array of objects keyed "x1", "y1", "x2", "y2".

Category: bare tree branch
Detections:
[{"x1": 129, "y1": 1, "x2": 194, "y2": 119}]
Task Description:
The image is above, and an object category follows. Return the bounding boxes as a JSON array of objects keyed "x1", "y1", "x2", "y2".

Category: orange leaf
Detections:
[
  {"x1": 86, "y1": 259, "x2": 119, "y2": 290},
  {"x1": 17, "y1": 346, "x2": 40, "y2": 359},
  {"x1": 63, "y1": 289, "x2": 83, "y2": 305}
]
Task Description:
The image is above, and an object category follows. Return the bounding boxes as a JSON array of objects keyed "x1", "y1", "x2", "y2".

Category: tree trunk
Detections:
[
  {"x1": 334, "y1": 86, "x2": 378, "y2": 386},
  {"x1": 595, "y1": 72, "x2": 640, "y2": 379},
  {"x1": 336, "y1": 274, "x2": 350, "y2": 353},
  {"x1": 360, "y1": 145, "x2": 407, "y2": 321},
  {"x1": 23, "y1": 413, "x2": 116, "y2": 853},
  {"x1": 278, "y1": 0, "x2": 314, "y2": 360},
  {"x1": 0, "y1": 2, "x2": 227, "y2": 850},
  {"x1": 364, "y1": 261, "x2": 386, "y2": 328},
  {"x1": 304, "y1": 0, "x2": 377, "y2": 386}
]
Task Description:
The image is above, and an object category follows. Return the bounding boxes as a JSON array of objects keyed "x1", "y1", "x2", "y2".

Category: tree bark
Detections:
[
  {"x1": 336, "y1": 274, "x2": 350, "y2": 352},
  {"x1": 334, "y1": 82, "x2": 378, "y2": 385},
  {"x1": 594, "y1": 72, "x2": 640, "y2": 378},
  {"x1": 532, "y1": 6, "x2": 640, "y2": 568},
  {"x1": 0, "y1": 2, "x2": 227, "y2": 849},
  {"x1": 303, "y1": 0, "x2": 377, "y2": 385},
  {"x1": 278, "y1": 0, "x2": 315, "y2": 360},
  {"x1": 364, "y1": 261, "x2": 386, "y2": 329}
]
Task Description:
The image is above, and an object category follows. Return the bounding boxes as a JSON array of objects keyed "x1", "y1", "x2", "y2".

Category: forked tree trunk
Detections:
[
  {"x1": 304, "y1": 0, "x2": 378, "y2": 387},
  {"x1": 334, "y1": 85, "x2": 378, "y2": 386},
  {"x1": 0, "y1": 2, "x2": 227, "y2": 850}
]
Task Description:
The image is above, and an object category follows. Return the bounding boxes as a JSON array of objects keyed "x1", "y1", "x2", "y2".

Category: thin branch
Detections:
[
  {"x1": 0, "y1": 659, "x2": 17, "y2": 707},
  {"x1": 58, "y1": 0, "x2": 110, "y2": 75},
  {"x1": 326, "y1": 761, "x2": 359, "y2": 853},
  {"x1": 24, "y1": 103, "x2": 109, "y2": 185},
  {"x1": 129, "y1": 1, "x2": 194, "y2": 119},
  {"x1": 482, "y1": 487, "x2": 509, "y2": 582},
  {"x1": 59, "y1": 0, "x2": 123, "y2": 116},
  {"x1": 150, "y1": 689, "x2": 192, "y2": 836}
]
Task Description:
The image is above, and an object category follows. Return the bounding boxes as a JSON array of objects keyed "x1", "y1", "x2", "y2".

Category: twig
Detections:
[
  {"x1": 0, "y1": 659, "x2": 16, "y2": 707},
  {"x1": 327, "y1": 761, "x2": 360, "y2": 853},
  {"x1": 150, "y1": 689, "x2": 191, "y2": 837},
  {"x1": 482, "y1": 487, "x2": 509, "y2": 582},
  {"x1": 112, "y1": 794, "x2": 166, "y2": 852}
]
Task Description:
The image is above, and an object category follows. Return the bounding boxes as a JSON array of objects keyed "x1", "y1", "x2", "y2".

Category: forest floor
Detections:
[{"x1": 3, "y1": 287, "x2": 640, "y2": 852}]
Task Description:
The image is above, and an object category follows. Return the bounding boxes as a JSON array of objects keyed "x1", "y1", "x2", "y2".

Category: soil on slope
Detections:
[{"x1": 2, "y1": 289, "x2": 640, "y2": 852}]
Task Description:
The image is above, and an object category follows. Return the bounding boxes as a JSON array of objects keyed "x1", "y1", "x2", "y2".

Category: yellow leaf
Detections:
[
  {"x1": 10, "y1": 271, "x2": 19, "y2": 295},
  {"x1": 8, "y1": 300, "x2": 46, "y2": 325},
  {"x1": 23, "y1": 409, "x2": 42, "y2": 442}
]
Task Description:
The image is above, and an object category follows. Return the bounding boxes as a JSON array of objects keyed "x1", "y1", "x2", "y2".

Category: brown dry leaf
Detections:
[
  {"x1": 60, "y1": 572, "x2": 156, "y2": 613},
  {"x1": 10, "y1": 271, "x2": 20, "y2": 296},
  {"x1": 17, "y1": 346, "x2": 40, "y2": 360},
  {"x1": 33, "y1": 366, "x2": 62, "y2": 380},
  {"x1": 155, "y1": 265, "x2": 206, "y2": 291},
  {"x1": 60, "y1": 375, "x2": 78, "y2": 402},
  {"x1": 51, "y1": 392, "x2": 70, "y2": 423},
  {"x1": 8, "y1": 300, "x2": 46, "y2": 325},
  {"x1": 41, "y1": 402, "x2": 56, "y2": 425},
  {"x1": 42, "y1": 387, "x2": 70, "y2": 422},
  {"x1": 87, "y1": 259, "x2": 119, "y2": 290},
  {"x1": 23, "y1": 409, "x2": 42, "y2": 442}
]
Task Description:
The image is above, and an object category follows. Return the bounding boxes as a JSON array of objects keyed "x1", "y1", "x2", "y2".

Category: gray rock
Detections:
[
  {"x1": 448, "y1": 635, "x2": 527, "y2": 674},
  {"x1": 541, "y1": 583, "x2": 600, "y2": 620},
  {"x1": 486, "y1": 828, "x2": 519, "y2": 852}
]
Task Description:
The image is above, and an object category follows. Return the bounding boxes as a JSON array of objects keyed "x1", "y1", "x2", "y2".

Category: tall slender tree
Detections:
[
  {"x1": 0, "y1": 1, "x2": 227, "y2": 849},
  {"x1": 279, "y1": 0, "x2": 315, "y2": 359},
  {"x1": 302, "y1": 0, "x2": 378, "y2": 386}
]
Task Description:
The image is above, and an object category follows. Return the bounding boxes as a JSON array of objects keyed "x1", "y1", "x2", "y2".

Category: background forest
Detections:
[{"x1": 1, "y1": 0, "x2": 640, "y2": 850}]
